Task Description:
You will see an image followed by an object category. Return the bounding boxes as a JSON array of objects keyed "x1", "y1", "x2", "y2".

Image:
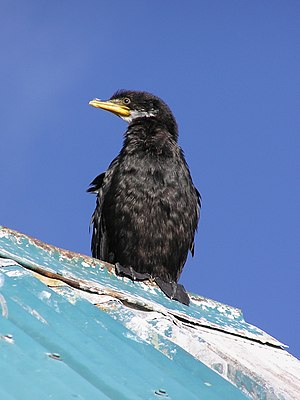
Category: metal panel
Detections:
[
  {"x1": 0, "y1": 265, "x2": 246, "y2": 400},
  {"x1": 0, "y1": 227, "x2": 284, "y2": 346},
  {"x1": 1, "y1": 226, "x2": 300, "y2": 400}
]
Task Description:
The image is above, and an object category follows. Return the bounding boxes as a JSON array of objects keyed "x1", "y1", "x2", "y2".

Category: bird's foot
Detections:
[
  {"x1": 114, "y1": 263, "x2": 190, "y2": 306},
  {"x1": 154, "y1": 277, "x2": 190, "y2": 306},
  {"x1": 115, "y1": 262, "x2": 151, "y2": 281}
]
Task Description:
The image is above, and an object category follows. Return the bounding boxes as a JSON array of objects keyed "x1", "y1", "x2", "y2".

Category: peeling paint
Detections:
[
  {"x1": 11, "y1": 296, "x2": 48, "y2": 324},
  {"x1": 38, "y1": 290, "x2": 52, "y2": 301},
  {"x1": 0, "y1": 272, "x2": 8, "y2": 317},
  {"x1": 0, "y1": 272, "x2": 4, "y2": 287},
  {"x1": 123, "y1": 331, "x2": 145, "y2": 344},
  {"x1": 0, "y1": 293, "x2": 8, "y2": 317},
  {"x1": 0, "y1": 258, "x2": 21, "y2": 267},
  {"x1": 0, "y1": 226, "x2": 299, "y2": 400},
  {"x1": 0, "y1": 231, "x2": 9, "y2": 239},
  {"x1": 81, "y1": 261, "x2": 92, "y2": 268},
  {"x1": 4, "y1": 269, "x2": 28, "y2": 278}
]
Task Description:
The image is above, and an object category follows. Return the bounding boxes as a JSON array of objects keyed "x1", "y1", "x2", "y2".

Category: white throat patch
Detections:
[{"x1": 121, "y1": 109, "x2": 158, "y2": 123}]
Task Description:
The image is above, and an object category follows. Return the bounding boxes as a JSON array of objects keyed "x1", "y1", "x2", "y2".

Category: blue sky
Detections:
[{"x1": 1, "y1": 1, "x2": 299, "y2": 358}]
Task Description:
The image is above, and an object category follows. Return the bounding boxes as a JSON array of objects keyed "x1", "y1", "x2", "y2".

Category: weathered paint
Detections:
[
  {"x1": 1, "y1": 226, "x2": 300, "y2": 399},
  {"x1": 0, "y1": 266, "x2": 247, "y2": 400},
  {"x1": 0, "y1": 227, "x2": 284, "y2": 345}
]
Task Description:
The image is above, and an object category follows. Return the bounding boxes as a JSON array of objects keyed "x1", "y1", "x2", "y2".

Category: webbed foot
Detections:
[
  {"x1": 115, "y1": 262, "x2": 151, "y2": 281},
  {"x1": 154, "y1": 277, "x2": 190, "y2": 306}
]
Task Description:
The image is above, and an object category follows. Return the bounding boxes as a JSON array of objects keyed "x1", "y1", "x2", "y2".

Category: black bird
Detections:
[{"x1": 88, "y1": 90, "x2": 200, "y2": 305}]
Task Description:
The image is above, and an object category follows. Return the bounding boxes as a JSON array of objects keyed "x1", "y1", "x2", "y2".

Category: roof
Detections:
[{"x1": 0, "y1": 226, "x2": 299, "y2": 400}]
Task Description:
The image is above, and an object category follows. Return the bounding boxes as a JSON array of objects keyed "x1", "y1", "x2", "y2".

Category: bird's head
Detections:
[{"x1": 89, "y1": 90, "x2": 178, "y2": 139}]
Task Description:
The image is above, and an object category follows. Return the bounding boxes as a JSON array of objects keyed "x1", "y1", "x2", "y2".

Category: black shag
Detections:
[{"x1": 88, "y1": 90, "x2": 200, "y2": 305}]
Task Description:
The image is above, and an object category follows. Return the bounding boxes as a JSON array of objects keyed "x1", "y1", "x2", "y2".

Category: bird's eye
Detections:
[{"x1": 123, "y1": 98, "x2": 131, "y2": 105}]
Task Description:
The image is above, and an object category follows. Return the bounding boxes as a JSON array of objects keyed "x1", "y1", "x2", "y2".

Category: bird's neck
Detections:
[
  {"x1": 128, "y1": 117, "x2": 177, "y2": 139},
  {"x1": 122, "y1": 118, "x2": 177, "y2": 157}
]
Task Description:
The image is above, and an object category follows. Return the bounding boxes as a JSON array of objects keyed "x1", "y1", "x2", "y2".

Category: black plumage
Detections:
[{"x1": 88, "y1": 90, "x2": 200, "y2": 303}]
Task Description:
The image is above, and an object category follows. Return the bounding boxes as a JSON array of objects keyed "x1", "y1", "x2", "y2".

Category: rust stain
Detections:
[{"x1": 1, "y1": 226, "x2": 114, "y2": 272}]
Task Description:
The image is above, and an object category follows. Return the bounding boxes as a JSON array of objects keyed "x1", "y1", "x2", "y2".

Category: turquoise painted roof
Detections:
[{"x1": 0, "y1": 226, "x2": 299, "y2": 400}]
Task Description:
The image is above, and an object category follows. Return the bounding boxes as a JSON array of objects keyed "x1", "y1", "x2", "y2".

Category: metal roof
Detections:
[{"x1": 0, "y1": 226, "x2": 299, "y2": 399}]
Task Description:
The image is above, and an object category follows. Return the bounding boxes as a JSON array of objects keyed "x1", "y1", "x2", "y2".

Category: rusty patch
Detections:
[{"x1": 1, "y1": 226, "x2": 114, "y2": 272}]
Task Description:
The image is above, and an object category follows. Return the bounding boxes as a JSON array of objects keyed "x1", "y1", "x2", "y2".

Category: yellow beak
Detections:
[{"x1": 89, "y1": 98, "x2": 131, "y2": 117}]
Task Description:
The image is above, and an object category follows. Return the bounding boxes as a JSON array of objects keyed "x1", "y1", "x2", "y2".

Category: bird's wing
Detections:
[
  {"x1": 196, "y1": 187, "x2": 202, "y2": 218},
  {"x1": 190, "y1": 187, "x2": 201, "y2": 257},
  {"x1": 87, "y1": 172, "x2": 107, "y2": 259},
  {"x1": 87, "y1": 157, "x2": 120, "y2": 260},
  {"x1": 87, "y1": 172, "x2": 105, "y2": 193}
]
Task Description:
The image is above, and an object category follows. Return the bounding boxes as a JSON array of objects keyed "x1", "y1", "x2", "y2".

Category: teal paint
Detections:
[
  {"x1": 1, "y1": 226, "x2": 299, "y2": 400},
  {"x1": 0, "y1": 227, "x2": 282, "y2": 345},
  {"x1": 0, "y1": 266, "x2": 247, "y2": 400}
]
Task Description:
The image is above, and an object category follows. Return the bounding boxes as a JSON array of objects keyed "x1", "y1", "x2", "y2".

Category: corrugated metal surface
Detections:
[
  {"x1": 0, "y1": 226, "x2": 300, "y2": 399},
  {"x1": 0, "y1": 227, "x2": 285, "y2": 345},
  {"x1": 1, "y1": 265, "x2": 248, "y2": 400}
]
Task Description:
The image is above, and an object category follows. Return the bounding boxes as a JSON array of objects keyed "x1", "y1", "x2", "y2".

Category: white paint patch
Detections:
[
  {"x1": 0, "y1": 231, "x2": 9, "y2": 239},
  {"x1": 5, "y1": 269, "x2": 27, "y2": 278},
  {"x1": 186, "y1": 325, "x2": 300, "y2": 400},
  {"x1": 0, "y1": 258, "x2": 21, "y2": 267},
  {"x1": 95, "y1": 295, "x2": 118, "y2": 304},
  {"x1": 140, "y1": 284, "x2": 159, "y2": 294},
  {"x1": 0, "y1": 272, "x2": 4, "y2": 288},
  {"x1": 28, "y1": 307, "x2": 48, "y2": 324},
  {"x1": 0, "y1": 293, "x2": 8, "y2": 317},
  {"x1": 81, "y1": 261, "x2": 91, "y2": 268},
  {"x1": 38, "y1": 290, "x2": 52, "y2": 300},
  {"x1": 123, "y1": 331, "x2": 144, "y2": 344},
  {"x1": 12, "y1": 297, "x2": 48, "y2": 324}
]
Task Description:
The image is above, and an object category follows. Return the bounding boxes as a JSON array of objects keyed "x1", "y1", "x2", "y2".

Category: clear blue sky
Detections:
[{"x1": 1, "y1": 1, "x2": 299, "y2": 359}]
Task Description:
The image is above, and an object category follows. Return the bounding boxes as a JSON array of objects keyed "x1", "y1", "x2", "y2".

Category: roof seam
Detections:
[{"x1": 1, "y1": 259, "x2": 285, "y2": 349}]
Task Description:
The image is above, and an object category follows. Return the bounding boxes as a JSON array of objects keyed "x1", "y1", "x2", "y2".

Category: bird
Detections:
[{"x1": 88, "y1": 90, "x2": 200, "y2": 305}]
